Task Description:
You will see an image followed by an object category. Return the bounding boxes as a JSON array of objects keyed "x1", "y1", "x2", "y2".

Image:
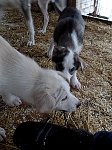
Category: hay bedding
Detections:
[{"x1": 0, "y1": 8, "x2": 112, "y2": 150}]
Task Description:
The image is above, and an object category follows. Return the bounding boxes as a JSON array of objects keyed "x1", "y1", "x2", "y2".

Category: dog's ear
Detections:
[
  {"x1": 33, "y1": 90, "x2": 56, "y2": 113},
  {"x1": 74, "y1": 54, "x2": 86, "y2": 71},
  {"x1": 52, "y1": 46, "x2": 69, "y2": 63},
  {"x1": 79, "y1": 57, "x2": 86, "y2": 71}
]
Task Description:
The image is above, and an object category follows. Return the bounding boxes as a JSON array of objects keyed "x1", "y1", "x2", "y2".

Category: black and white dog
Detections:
[
  {"x1": 48, "y1": 7, "x2": 85, "y2": 89},
  {"x1": 0, "y1": 0, "x2": 67, "y2": 46}
]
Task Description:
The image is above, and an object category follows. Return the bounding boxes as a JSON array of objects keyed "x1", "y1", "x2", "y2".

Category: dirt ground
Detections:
[{"x1": 0, "y1": 8, "x2": 112, "y2": 150}]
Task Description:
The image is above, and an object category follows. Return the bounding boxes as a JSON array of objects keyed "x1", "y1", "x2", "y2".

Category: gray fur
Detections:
[{"x1": 48, "y1": 7, "x2": 85, "y2": 89}]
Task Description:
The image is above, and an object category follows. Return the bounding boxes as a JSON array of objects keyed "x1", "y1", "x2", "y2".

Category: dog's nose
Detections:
[{"x1": 76, "y1": 102, "x2": 81, "y2": 108}]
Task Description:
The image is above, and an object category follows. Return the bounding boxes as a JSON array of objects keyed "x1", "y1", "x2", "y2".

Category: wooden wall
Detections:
[
  {"x1": 67, "y1": 0, "x2": 76, "y2": 7},
  {"x1": 75, "y1": 0, "x2": 95, "y2": 15}
]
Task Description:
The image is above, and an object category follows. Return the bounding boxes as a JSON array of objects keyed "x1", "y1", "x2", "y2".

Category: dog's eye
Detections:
[
  {"x1": 62, "y1": 96, "x2": 67, "y2": 101},
  {"x1": 69, "y1": 67, "x2": 75, "y2": 75}
]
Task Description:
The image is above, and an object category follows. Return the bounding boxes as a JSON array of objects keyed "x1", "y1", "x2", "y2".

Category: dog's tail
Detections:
[{"x1": 51, "y1": 0, "x2": 67, "y2": 15}]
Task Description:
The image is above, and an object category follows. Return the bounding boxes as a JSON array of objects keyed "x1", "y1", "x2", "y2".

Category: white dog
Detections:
[
  {"x1": 0, "y1": 35, "x2": 80, "y2": 141},
  {"x1": 48, "y1": 7, "x2": 85, "y2": 90},
  {"x1": 0, "y1": 0, "x2": 67, "y2": 46}
]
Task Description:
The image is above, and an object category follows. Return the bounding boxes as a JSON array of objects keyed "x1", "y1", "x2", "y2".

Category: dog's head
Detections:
[
  {"x1": 33, "y1": 69, "x2": 80, "y2": 113},
  {"x1": 52, "y1": 46, "x2": 85, "y2": 81}
]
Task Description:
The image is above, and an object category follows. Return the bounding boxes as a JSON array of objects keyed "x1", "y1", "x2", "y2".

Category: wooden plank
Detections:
[
  {"x1": 67, "y1": 0, "x2": 76, "y2": 7},
  {"x1": 83, "y1": 14, "x2": 112, "y2": 24},
  {"x1": 76, "y1": 0, "x2": 95, "y2": 15}
]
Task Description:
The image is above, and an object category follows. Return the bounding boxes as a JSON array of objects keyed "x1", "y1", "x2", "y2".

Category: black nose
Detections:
[{"x1": 76, "y1": 102, "x2": 81, "y2": 108}]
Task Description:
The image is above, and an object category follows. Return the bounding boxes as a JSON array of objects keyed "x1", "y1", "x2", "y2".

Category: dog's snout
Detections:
[{"x1": 76, "y1": 102, "x2": 81, "y2": 108}]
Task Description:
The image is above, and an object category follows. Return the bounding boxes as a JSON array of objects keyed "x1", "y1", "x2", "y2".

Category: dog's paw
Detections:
[
  {"x1": 70, "y1": 78, "x2": 81, "y2": 90},
  {"x1": 0, "y1": 127, "x2": 6, "y2": 142},
  {"x1": 38, "y1": 29, "x2": 46, "y2": 34},
  {"x1": 27, "y1": 40, "x2": 35, "y2": 46},
  {"x1": 3, "y1": 95, "x2": 22, "y2": 107},
  {"x1": 9, "y1": 95, "x2": 22, "y2": 107},
  {"x1": 47, "y1": 50, "x2": 52, "y2": 58}
]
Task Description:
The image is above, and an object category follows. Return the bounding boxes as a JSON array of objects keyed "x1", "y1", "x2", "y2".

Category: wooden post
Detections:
[{"x1": 67, "y1": 0, "x2": 76, "y2": 7}]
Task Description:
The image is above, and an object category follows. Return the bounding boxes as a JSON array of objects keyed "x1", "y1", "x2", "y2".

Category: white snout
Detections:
[{"x1": 68, "y1": 94, "x2": 81, "y2": 112}]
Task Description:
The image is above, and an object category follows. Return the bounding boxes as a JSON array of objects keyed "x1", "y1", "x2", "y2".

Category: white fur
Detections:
[
  {"x1": 63, "y1": 49, "x2": 82, "y2": 89},
  {"x1": 63, "y1": 50, "x2": 74, "y2": 81},
  {"x1": 0, "y1": 36, "x2": 80, "y2": 141},
  {"x1": 48, "y1": 38, "x2": 55, "y2": 58},
  {"x1": 70, "y1": 71, "x2": 81, "y2": 89},
  {"x1": 48, "y1": 39, "x2": 82, "y2": 90},
  {"x1": 0, "y1": 0, "x2": 67, "y2": 46},
  {"x1": 68, "y1": 31, "x2": 83, "y2": 89},
  {"x1": 0, "y1": 127, "x2": 6, "y2": 142},
  {"x1": 48, "y1": 27, "x2": 84, "y2": 90},
  {"x1": 71, "y1": 31, "x2": 82, "y2": 54}
]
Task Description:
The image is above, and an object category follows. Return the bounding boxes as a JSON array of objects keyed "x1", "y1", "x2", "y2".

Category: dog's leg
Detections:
[
  {"x1": 47, "y1": 38, "x2": 54, "y2": 58},
  {"x1": 70, "y1": 71, "x2": 81, "y2": 90},
  {"x1": 21, "y1": 0, "x2": 35, "y2": 46},
  {"x1": 2, "y1": 93, "x2": 22, "y2": 107},
  {"x1": 0, "y1": 93, "x2": 22, "y2": 141},
  {"x1": 38, "y1": 0, "x2": 49, "y2": 33},
  {"x1": 0, "y1": 127, "x2": 6, "y2": 142}
]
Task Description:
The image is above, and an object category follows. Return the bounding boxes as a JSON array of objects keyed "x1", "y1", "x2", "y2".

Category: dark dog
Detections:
[
  {"x1": 13, "y1": 121, "x2": 112, "y2": 150},
  {"x1": 48, "y1": 7, "x2": 85, "y2": 89},
  {"x1": 13, "y1": 121, "x2": 93, "y2": 150}
]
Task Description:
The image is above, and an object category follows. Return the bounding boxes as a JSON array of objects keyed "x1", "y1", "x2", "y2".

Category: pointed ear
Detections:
[
  {"x1": 74, "y1": 54, "x2": 86, "y2": 71},
  {"x1": 33, "y1": 90, "x2": 56, "y2": 113},
  {"x1": 52, "y1": 46, "x2": 69, "y2": 63},
  {"x1": 77, "y1": 57, "x2": 86, "y2": 71},
  {"x1": 78, "y1": 57, "x2": 87, "y2": 71}
]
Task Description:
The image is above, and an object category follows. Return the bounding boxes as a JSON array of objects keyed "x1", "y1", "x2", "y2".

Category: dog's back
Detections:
[
  {"x1": 53, "y1": 7, "x2": 85, "y2": 52},
  {"x1": 13, "y1": 121, "x2": 94, "y2": 150},
  {"x1": 58, "y1": 7, "x2": 84, "y2": 22},
  {"x1": 48, "y1": 7, "x2": 85, "y2": 89},
  {"x1": 0, "y1": 36, "x2": 38, "y2": 70},
  {"x1": 0, "y1": 36, "x2": 40, "y2": 97},
  {"x1": 13, "y1": 121, "x2": 112, "y2": 150}
]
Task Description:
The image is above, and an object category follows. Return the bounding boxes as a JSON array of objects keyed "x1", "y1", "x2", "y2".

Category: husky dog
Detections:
[
  {"x1": 0, "y1": 0, "x2": 67, "y2": 46},
  {"x1": 0, "y1": 35, "x2": 80, "y2": 141},
  {"x1": 48, "y1": 7, "x2": 85, "y2": 89}
]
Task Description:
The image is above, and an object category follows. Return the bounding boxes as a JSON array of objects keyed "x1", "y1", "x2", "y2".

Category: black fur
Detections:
[
  {"x1": 52, "y1": 47, "x2": 69, "y2": 63},
  {"x1": 13, "y1": 121, "x2": 112, "y2": 150},
  {"x1": 73, "y1": 53, "x2": 82, "y2": 70},
  {"x1": 55, "y1": 62, "x2": 64, "y2": 71},
  {"x1": 93, "y1": 131, "x2": 112, "y2": 149},
  {"x1": 52, "y1": 47, "x2": 69, "y2": 71},
  {"x1": 53, "y1": 7, "x2": 85, "y2": 48},
  {"x1": 13, "y1": 121, "x2": 93, "y2": 150}
]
